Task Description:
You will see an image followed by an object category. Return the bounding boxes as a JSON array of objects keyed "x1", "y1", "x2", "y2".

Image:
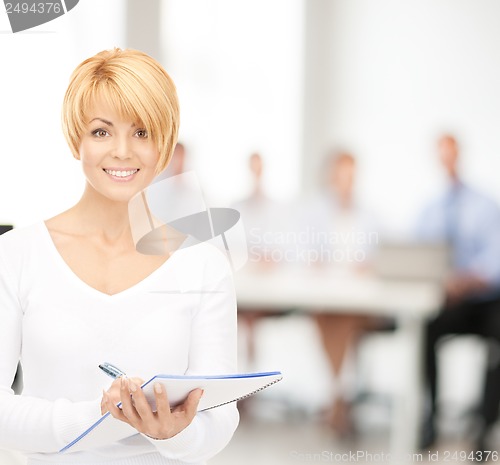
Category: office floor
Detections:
[
  {"x1": 0, "y1": 404, "x2": 495, "y2": 465},
  {"x1": 211, "y1": 407, "x2": 490, "y2": 465}
]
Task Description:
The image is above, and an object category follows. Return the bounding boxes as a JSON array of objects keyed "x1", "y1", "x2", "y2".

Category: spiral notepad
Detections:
[
  {"x1": 142, "y1": 372, "x2": 283, "y2": 412},
  {"x1": 60, "y1": 371, "x2": 283, "y2": 453}
]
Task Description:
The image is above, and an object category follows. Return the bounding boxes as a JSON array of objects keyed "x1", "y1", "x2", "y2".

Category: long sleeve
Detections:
[
  {"x1": 143, "y1": 247, "x2": 239, "y2": 462},
  {"x1": 0, "y1": 245, "x2": 102, "y2": 453}
]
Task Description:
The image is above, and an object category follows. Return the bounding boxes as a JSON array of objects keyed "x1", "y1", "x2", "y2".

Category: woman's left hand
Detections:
[{"x1": 103, "y1": 377, "x2": 203, "y2": 440}]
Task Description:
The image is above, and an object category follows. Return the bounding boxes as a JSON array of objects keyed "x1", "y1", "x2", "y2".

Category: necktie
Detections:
[{"x1": 444, "y1": 184, "x2": 461, "y2": 268}]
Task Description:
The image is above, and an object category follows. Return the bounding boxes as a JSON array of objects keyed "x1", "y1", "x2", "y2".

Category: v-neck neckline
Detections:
[{"x1": 40, "y1": 221, "x2": 176, "y2": 298}]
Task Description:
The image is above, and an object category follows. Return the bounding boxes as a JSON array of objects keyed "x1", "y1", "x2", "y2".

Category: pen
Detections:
[{"x1": 99, "y1": 362, "x2": 127, "y2": 379}]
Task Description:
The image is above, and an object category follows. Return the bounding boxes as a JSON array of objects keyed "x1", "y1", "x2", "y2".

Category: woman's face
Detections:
[{"x1": 78, "y1": 100, "x2": 159, "y2": 204}]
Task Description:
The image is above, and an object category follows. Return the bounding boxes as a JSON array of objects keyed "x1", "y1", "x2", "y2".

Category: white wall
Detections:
[
  {"x1": 160, "y1": 0, "x2": 304, "y2": 205},
  {"x1": 0, "y1": 0, "x2": 125, "y2": 228}
]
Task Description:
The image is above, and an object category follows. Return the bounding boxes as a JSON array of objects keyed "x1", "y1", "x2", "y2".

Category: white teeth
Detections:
[{"x1": 104, "y1": 169, "x2": 138, "y2": 177}]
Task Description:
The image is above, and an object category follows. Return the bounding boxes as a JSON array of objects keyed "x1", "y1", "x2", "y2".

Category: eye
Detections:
[
  {"x1": 135, "y1": 129, "x2": 148, "y2": 139},
  {"x1": 91, "y1": 128, "x2": 109, "y2": 138}
]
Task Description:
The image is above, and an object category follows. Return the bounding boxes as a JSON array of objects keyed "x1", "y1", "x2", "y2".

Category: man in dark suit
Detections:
[{"x1": 416, "y1": 135, "x2": 500, "y2": 454}]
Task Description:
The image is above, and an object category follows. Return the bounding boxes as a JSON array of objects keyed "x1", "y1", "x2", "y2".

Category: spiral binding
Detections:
[{"x1": 200, "y1": 375, "x2": 283, "y2": 411}]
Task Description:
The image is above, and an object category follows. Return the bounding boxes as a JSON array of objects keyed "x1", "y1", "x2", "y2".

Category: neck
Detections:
[
  {"x1": 72, "y1": 184, "x2": 132, "y2": 241},
  {"x1": 335, "y1": 189, "x2": 353, "y2": 210},
  {"x1": 448, "y1": 174, "x2": 461, "y2": 189},
  {"x1": 252, "y1": 181, "x2": 264, "y2": 198}
]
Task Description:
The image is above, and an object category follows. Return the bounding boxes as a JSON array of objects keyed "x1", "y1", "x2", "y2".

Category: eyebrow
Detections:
[{"x1": 89, "y1": 118, "x2": 137, "y2": 127}]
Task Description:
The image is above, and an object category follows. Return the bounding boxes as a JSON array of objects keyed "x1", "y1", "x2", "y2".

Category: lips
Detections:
[{"x1": 103, "y1": 169, "x2": 139, "y2": 177}]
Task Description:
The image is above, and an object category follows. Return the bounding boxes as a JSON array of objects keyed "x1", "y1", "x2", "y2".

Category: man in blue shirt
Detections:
[{"x1": 417, "y1": 134, "x2": 500, "y2": 454}]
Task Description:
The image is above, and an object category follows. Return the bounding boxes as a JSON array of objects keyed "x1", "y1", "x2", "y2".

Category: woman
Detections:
[
  {"x1": 304, "y1": 151, "x2": 382, "y2": 437},
  {"x1": 0, "y1": 48, "x2": 238, "y2": 464}
]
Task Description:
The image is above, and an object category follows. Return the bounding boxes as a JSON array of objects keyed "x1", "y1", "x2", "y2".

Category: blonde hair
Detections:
[{"x1": 61, "y1": 48, "x2": 179, "y2": 173}]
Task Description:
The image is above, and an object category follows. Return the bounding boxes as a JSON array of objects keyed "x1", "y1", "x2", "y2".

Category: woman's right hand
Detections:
[{"x1": 101, "y1": 377, "x2": 144, "y2": 414}]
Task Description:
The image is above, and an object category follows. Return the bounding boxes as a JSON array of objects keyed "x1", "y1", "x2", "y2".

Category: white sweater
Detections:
[{"x1": 0, "y1": 223, "x2": 239, "y2": 465}]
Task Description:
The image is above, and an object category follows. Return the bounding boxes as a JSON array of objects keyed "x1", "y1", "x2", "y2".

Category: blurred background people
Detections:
[
  {"x1": 232, "y1": 153, "x2": 292, "y2": 371},
  {"x1": 301, "y1": 151, "x2": 384, "y2": 437},
  {"x1": 233, "y1": 153, "x2": 280, "y2": 269},
  {"x1": 416, "y1": 134, "x2": 500, "y2": 452},
  {"x1": 147, "y1": 141, "x2": 209, "y2": 230}
]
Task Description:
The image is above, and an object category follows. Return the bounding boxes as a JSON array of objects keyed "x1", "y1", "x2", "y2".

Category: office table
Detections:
[{"x1": 234, "y1": 265, "x2": 444, "y2": 459}]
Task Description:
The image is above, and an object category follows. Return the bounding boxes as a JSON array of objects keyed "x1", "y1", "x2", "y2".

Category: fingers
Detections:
[
  {"x1": 189, "y1": 388, "x2": 204, "y2": 410},
  {"x1": 101, "y1": 390, "x2": 109, "y2": 415},
  {"x1": 128, "y1": 379, "x2": 155, "y2": 420},
  {"x1": 177, "y1": 388, "x2": 203, "y2": 418},
  {"x1": 153, "y1": 382, "x2": 171, "y2": 418},
  {"x1": 114, "y1": 379, "x2": 156, "y2": 423},
  {"x1": 103, "y1": 376, "x2": 127, "y2": 408},
  {"x1": 104, "y1": 379, "x2": 146, "y2": 425},
  {"x1": 104, "y1": 391, "x2": 128, "y2": 423},
  {"x1": 130, "y1": 377, "x2": 145, "y2": 386},
  {"x1": 106, "y1": 377, "x2": 123, "y2": 396},
  {"x1": 119, "y1": 378, "x2": 141, "y2": 423}
]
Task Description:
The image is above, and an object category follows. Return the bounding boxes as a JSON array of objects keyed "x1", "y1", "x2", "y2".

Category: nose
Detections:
[{"x1": 111, "y1": 135, "x2": 132, "y2": 160}]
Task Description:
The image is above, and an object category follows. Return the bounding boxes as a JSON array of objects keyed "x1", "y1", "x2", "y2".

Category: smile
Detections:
[{"x1": 103, "y1": 169, "x2": 139, "y2": 178}]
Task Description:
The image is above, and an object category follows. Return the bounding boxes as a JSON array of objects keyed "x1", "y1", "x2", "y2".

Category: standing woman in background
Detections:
[{"x1": 0, "y1": 48, "x2": 238, "y2": 464}]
